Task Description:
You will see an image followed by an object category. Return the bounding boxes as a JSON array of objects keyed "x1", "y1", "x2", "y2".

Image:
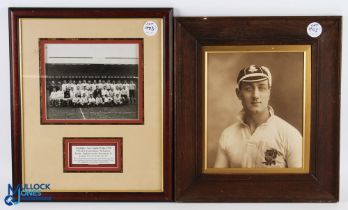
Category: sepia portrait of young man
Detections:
[{"x1": 204, "y1": 46, "x2": 311, "y2": 173}]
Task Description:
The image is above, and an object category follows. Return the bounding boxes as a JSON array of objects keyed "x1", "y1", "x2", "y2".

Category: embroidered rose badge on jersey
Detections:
[{"x1": 262, "y1": 149, "x2": 279, "y2": 166}]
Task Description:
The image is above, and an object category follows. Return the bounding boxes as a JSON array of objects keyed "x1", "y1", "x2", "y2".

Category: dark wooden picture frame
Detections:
[
  {"x1": 10, "y1": 7, "x2": 173, "y2": 202},
  {"x1": 174, "y1": 17, "x2": 341, "y2": 202}
]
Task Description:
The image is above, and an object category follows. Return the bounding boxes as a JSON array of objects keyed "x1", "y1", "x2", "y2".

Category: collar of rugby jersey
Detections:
[{"x1": 236, "y1": 106, "x2": 275, "y2": 127}]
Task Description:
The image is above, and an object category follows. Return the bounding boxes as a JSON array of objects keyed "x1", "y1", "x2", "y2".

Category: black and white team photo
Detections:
[{"x1": 40, "y1": 39, "x2": 143, "y2": 123}]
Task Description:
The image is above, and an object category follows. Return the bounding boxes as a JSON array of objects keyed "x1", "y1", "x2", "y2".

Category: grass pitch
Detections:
[{"x1": 47, "y1": 104, "x2": 138, "y2": 120}]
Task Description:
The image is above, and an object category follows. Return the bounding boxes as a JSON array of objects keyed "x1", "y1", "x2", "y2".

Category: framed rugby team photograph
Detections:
[
  {"x1": 40, "y1": 39, "x2": 144, "y2": 124},
  {"x1": 174, "y1": 17, "x2": 341, "y2": 202},
  {"x1": 10, "y1": 8, "x2": 173, "y2": 202}
]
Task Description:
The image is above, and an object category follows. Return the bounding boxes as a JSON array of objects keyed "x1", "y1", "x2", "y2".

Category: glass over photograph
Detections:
[
  {"x1": 203, "y1": 45, "x2": 311, "y2": 174},
  {"x1": 40, "y1": 39, "x2": 143, "y2": 124}
]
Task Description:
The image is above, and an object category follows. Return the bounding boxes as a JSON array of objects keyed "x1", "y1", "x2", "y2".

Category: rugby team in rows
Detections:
[{"x1": 48, "y1": 79, "x2": 137, "y2": 107}]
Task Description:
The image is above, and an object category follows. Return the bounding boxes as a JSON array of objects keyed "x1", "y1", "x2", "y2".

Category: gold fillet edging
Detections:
[
  {"x1": 41, "y1": 189, "x2": 163, "y2": 193},
  {"x1": 19, "y1": 18, "x2": 26, "y2": 186},
  {"x1": 303, "y1": 46, "x2": 311, "y2": 174},
  {"x1": 202, "y1": 45, "x2": 311, "y2": 174},
  {"x1": 160, "y1": 19, "x2": 164, "y2": 192},
  {"x1": 20, "y1": 17, "x2": 164, "y2": 192}
]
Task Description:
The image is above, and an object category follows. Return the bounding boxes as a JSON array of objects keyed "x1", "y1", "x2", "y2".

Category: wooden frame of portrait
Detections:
[
  {"x1": 10, "y1": 7, "x2": 173, "y2": 202},
  {"x1": 174, "y1": 17, "x2": 341, "y2": 202}
]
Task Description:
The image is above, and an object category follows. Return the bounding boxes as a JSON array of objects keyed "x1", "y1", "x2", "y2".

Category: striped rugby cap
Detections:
[{"x1": 237, "y1": 65, "x2": 272, "y2": 86}]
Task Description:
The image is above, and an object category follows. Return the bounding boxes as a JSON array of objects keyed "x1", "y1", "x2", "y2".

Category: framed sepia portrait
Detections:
[
  {"x1": 10, "y1": 8, "x2": 173, "y2": 202},
  {"x1": 175, "y1": 17, "x2": 341, "y2": 202},
  {"x1": 203, "y1": 45, "x2": 311, "y2": 174}
]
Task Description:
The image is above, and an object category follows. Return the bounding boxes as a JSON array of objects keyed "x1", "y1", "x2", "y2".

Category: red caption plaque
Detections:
[{"x1": 63, "y1": 138, "x2": 122, "y2": 172}]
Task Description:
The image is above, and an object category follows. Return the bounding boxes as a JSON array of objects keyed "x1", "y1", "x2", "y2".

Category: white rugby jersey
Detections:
[
  {"x1": 61, "y1": 83, "x2": 68, "y2": 91},
  {"x1": 95, "y1": 97, "x2": 103, "y2": 104},
  {"x1": 49, "y1": 91, "x2": 58, "y2": 100},
  {"x1": 129, "y1": 83, "x2": 136, "y2": 90},
  {"x1": 214, "y1": 107, "x2": 302, "y2": 168}
]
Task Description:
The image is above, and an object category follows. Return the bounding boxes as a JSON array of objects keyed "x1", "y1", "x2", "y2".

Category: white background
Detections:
[
  {"x1": 46, "y1": 44, "x2": 139, "y2": 64},
  {"x1": 0, "y1": 0, "x2": 347, "y2": 209}
]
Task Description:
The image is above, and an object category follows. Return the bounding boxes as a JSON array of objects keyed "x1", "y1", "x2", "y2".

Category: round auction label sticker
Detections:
[
  {"x1": 307, "y1": 22, "x2": 322, "y2": 38},
  {"x1": 143, "y1": 21, "x2": 158, "y2": 36}
]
